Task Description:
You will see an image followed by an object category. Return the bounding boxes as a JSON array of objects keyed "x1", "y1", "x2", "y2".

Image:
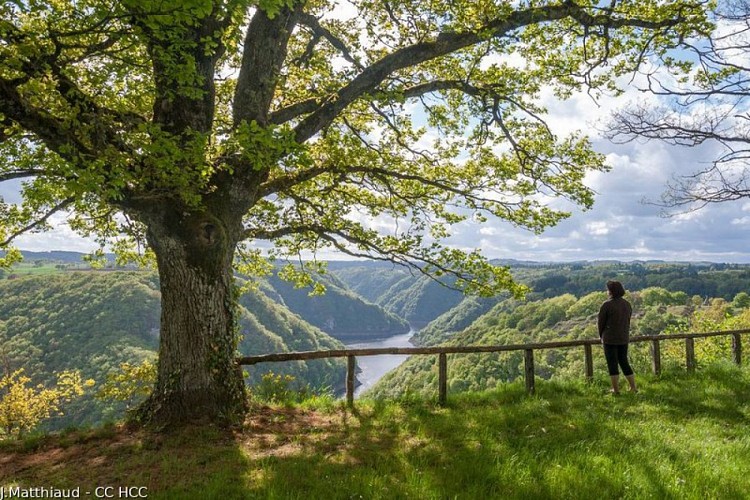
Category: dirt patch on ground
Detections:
[
  {"x1": 0, "y1": 407, "x2": 357, "y2": 486},
  {"x1": 239, "y1": 405, "x2": 353, "y2": 458},
  {"x1": 0, "y1": 427, "x2": 145, "y2": 484}
]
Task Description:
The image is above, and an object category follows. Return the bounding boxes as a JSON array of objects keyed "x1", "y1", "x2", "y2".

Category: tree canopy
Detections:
[
  {"x1": 1, "y1": 0, "x2": 710, "y2": 292},
  {"x1": 0, "y1": 0, "x2": 712, "y2": 425}
]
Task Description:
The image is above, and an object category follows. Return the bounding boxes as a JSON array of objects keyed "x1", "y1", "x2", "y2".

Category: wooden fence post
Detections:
[
  {"x1": 438, "y1": 353, "x2": 447, "y2": 406},
  {"x1": 685, "y1": 338, "x2": 696, "y2": 373},
  {"x1": 524, "y1": 349, "x2": 535, "y2": 395},
  {"x1": 346, "y1": 355, "x2": 355, "y2": 407},
  {"x1": 651, "y1": 339, "x2": 661, "y2": 375},
  {"x1": 733, "y1": 333, "x2": 742, "y2": 366},
  {"x1": 584, "y1": 344, "x2": 593, "y2": 382}
]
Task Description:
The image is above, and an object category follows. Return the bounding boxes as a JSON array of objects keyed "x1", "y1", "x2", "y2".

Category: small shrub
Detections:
[
  {"x1": 249, "y1": 372, "x2": 315, "y2": 405},
  {"x1": 96, "y1": 360, "x2": 156, "y2": 409},
  {"x1": 0, "y1": 369, "x2": 94, "y2": 439}
]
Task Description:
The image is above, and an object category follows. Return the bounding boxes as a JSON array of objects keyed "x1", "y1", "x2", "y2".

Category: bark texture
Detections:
[{"x1": 134, "y1": 206, "x2": 247, "y2": 426}]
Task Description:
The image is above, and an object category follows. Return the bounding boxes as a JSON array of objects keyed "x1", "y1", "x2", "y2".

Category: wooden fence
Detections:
[{"x1": 237, "y1": 329, "x2": 750, "y2": 407}]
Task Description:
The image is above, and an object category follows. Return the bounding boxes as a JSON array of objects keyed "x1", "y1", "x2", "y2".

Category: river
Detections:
[{"x1": 345, "y1": 330, "x2": 414, "y2": 397}]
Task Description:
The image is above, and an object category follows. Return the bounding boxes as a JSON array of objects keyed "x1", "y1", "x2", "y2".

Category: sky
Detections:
[
  {"x1": 442, "y1": 86, "x2": 750, "y2": 263},
  {"x1": 3, "y1": 4, "x2": 748, "y2": 264},
  {"x1": 6, "y1": 88, "x2": 744, "y2": 263}
]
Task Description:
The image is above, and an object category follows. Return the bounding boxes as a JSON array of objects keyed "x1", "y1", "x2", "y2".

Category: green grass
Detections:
[{"x1": 3, "y1": 363, "x2": 750, "y2": 499}]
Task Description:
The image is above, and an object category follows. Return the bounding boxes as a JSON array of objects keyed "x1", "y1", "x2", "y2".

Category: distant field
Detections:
[
  {"x1": 7, "y1": 264, "x2": 72, "y2": 275},
  {"x1": 2, "y1": 263, "x2": 89, "y2": 277},
  {"x1": 1, "y1": 261, "x2": 129, "y2": 278},
  {"x1": 2, "y1": 362, "x2": 749, "y2": 499}
]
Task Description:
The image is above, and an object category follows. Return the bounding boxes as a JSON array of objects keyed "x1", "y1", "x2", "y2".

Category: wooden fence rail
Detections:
[{"x1": 237, "y1": 329, "x2": 750, "y2": 407}]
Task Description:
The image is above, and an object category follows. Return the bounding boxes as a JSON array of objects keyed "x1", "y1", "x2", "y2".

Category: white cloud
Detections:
[
  {"x1": 346, "y1": 208, "x2": 398, "y2": 233},
  {"x1": 586, "y1": 221, "x2": 611, "y2": 236},
  {"x1": 323, "y1": 0, "x2": 358, "y2": 21},
  {"x1": 14, "y1": 225, "x2": 99, "y2": 253}
]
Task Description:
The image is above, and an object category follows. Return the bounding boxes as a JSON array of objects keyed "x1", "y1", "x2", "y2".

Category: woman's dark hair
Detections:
[{"x1": 606, "y1": 280, "x2": 626, "y2": 298}]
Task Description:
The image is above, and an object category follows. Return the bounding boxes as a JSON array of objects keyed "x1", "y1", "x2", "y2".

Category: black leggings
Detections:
[{"x1": 603, "y1": 344, "x2": 634, "y2": 376}]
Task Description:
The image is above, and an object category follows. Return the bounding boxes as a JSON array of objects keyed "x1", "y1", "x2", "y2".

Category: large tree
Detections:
[
  {"x1": 608, "y1": 0, "x2": 749, "y2": 211},
  {"x1": 0, "y1": 0, "x2": 708, "y2": 426}
]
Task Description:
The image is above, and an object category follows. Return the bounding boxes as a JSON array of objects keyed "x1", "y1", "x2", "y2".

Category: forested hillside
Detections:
[
  {"x1": 331, "y1": 261, "x2": 750, "y2": 333},
  {"x1": 265, "y1": 272, "x2": 409, "y2": 339},
  {"x1": 0, "y1": 273, "x2": 160, "y2": 429},
  {"x1": 235, "y1": 283, "x2": 347, "y2": 392},
  {"x1": 370, "y1": 286, "x2": 750, "y2": 398},
  {"x1": 398, "y1": 261, "x2": 750, "y2": 346},
  {"x1": 0, "y1": 272, "x2": 347, "y2": 430},
  {"x1": 2, "y1": 253, "x2": 410, "y2": 341},
  {"x1": 326, "y1": 261, "x2": 413, "y2": 304},
  {"x1": 331, "y1": 265, "x2": 466, "y2": 327},
  {"x1": 521, "y1": 262, "x2": 750, "y2": 299},
  {"x1": 412, "y1": 296, "x2": 500, "y2": 346}
]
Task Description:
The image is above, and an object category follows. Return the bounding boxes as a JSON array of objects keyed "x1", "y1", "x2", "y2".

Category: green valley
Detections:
[{"x1": 3, "y1": 256, "x2": 750, "y2": 433}]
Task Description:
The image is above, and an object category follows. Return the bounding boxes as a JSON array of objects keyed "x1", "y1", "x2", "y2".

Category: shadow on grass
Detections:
[
  {"x1": 644, "y1": 362, "x2": 750, "y2": 423},
  {"x1": 3, "y1": 364, "x2": 750, "y2": 499},
  {"x1": 243, "y1": 365, "x2": 750, "y2": 499},
  {"x1": 0, "y1": 424, "x2": 252, "y2": 499}
]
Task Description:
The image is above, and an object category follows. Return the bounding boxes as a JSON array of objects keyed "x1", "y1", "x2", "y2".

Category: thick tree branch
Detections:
[
  {"x1": 2, "y1": 18, "x2": 146, "y2": 144},
  {"x1": 0, "y1": 74, "x2": 138, "y2": 199},
  {"x1": 233, "y1": 5, "x2": 302, "y2": 126},
  {"x1": 292, "y1": 1, "x2": 684, "y2": 143},
  {"x1": 0, "y1": 79, "x2": 95, "y2": 160},
  {"x1": 268, "y1": 80, "x2": 478, "y2": 125},
  {"x1": 47, "y1": 61, "x2": 143, "y2": 151},
  {"x1": 128, "y1": 5, "x2": 226, "y2": 135},
  {"x1": 0, "y1": 170, "x2": 49, "y2": 182},
  {"x1": 269, "y1": 98, "x2": 322, "y2": 124},
  {"x1": 265, "y1": 77, "x2": 561, "y2": 196}
]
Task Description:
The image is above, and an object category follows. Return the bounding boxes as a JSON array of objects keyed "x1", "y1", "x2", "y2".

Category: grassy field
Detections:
[
  {"x1": 2, "y1": 362, "x2": 750, "y2": 499},
  {"x1": 3, "y1": 262, "x2": 90, "y2": 277}
]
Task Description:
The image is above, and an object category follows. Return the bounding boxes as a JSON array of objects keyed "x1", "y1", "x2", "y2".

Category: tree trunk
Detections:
[{"x1": 134, "y1": 207, "x2": 247, "y2": 427}]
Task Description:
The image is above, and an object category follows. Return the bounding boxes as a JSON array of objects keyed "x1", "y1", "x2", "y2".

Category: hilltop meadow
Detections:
[{"x1": 2, "y1": 363, "x2": 749, "y2": 499}]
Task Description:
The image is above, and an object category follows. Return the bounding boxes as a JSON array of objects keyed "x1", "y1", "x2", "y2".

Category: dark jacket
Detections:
[{"x1": 598, "y1": 297, "x2": 632, "y2": 345}]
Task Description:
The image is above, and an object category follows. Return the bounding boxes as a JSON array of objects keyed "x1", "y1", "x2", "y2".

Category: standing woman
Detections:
[{"x1": 598, "y1": 280, "x2": 637, "y2": 394}]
